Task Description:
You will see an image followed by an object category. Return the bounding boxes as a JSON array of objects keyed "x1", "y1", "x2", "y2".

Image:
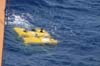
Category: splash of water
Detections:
[{"x1": 6, "y1": 13, "x2": 33, "y2": 29}]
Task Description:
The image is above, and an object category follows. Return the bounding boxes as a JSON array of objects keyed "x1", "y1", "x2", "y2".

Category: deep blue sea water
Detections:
[{"x1": 2, "y1": 0, "x2": 100, "y2": 66}]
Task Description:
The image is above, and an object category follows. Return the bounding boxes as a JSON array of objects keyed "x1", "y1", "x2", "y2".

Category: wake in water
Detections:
[{"x1": 5, "y1": 12, "x2": 36, "y2": 30}]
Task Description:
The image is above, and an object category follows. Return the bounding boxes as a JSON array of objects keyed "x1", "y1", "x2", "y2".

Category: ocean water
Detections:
[{"x1": 3, "y1": 0, "x2": 100, "y2": 66}]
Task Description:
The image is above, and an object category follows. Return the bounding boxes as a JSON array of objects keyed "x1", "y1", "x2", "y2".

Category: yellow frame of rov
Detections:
[{"x1": 14, "y1": 27, "x2": 58, "y2": 45}]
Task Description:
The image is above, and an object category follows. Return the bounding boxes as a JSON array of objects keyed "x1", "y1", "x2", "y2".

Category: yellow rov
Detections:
[{"x1": 14, "y1": 27, "x2": 58, "y2": 45}]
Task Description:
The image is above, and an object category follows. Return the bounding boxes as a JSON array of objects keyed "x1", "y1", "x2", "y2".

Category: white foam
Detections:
[{"x1": 6, "y1": 13, "x2": 33, "y2": 29}]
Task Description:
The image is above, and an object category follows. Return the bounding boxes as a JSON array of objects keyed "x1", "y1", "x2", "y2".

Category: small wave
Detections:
[{"x1": 6, "y1": 12, "x2": 35, "y2": 29}]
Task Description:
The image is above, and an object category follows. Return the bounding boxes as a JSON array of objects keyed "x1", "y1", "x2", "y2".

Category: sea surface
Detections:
[{"x1": 3, "y1": 0, "x2": 100, "y2": 66}]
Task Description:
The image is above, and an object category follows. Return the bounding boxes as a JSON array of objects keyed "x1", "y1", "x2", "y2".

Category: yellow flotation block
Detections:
[{"x1": 14, "y1": 27, "x2": 58, "y2": 45}]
